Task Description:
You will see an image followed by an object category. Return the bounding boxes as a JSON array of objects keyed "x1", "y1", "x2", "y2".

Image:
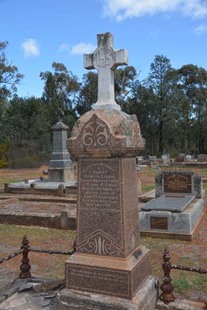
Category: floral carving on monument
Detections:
[
  {"x1": 81, "y1": 114, "x2": 110, "y2": 148},
  {"x1": 77, "y1": 230, "x2": 124, "y2": 257}
]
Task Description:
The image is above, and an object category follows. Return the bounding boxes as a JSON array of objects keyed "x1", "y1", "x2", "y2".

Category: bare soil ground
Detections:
[{"x1": 0, "y1": 165, "x2": 207, "y2": 304}]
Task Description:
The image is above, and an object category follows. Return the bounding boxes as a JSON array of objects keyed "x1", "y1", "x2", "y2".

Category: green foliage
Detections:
[
  {"x1": 176, "y1": 64, "x2": 207, "y2": 154},
  {"x1": 0, "y1": 41, "x2": 23, "y2": 99},
  {"x1": 40, "y1": 62, "x2": 80, "y2": 123},
  {"x1": 10, "y1": 155, "x2": 42, "y2": 168},
  {"x1": 0, "y1": 143, "x2": 8, "y2": 168},
  {"x1": 76, "y1": 71, "x2": 98, "y2": 115},
  {"x1": 115, "y1": 65, "x2": 139, "y2": 109}
]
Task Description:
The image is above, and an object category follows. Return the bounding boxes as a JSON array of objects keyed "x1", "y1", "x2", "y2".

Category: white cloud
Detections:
[
  {"x1": 182, "y1": 0, "x2": 207, "y2": 18},
  {"x1": 21, "y1": 38, "x2": 40, "y2": 57},
  {"x1": 59, "y1": 43, "x2": 71, "y2": 53},
  {"x1": 103, "y1": 0, "x2": 207, "y2": 21},
  {"x1": 71, "y1": 43, "x2": 96, "y2": 55},
  {"x1": 59, "y1": 42, "x2": 96, "y2": 55},
  {"x1": 194, "y1": 23, "x2": 207, "y2": 35}
]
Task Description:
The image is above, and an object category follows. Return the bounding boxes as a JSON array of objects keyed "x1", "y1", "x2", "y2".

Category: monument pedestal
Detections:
[
  {"x1": 48, "y1": 166, "x2": 72, "y2": 183},
  {"x1": 56, "y1": 276, "x2": 158, "y2": 310},
  {"x1": 65, "y1": 245, "x2": 150, "y2": 299}
]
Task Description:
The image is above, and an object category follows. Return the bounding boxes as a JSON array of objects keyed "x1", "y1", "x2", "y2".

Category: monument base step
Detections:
[
  {"x1": 56, "y1": 275, "x2": 158, "y2": 310},
  {"x1": 65, "y1": 246, "x2": 150, "y2": 299}
]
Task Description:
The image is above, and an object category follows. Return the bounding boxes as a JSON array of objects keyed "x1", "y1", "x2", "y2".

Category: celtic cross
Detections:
[{"x1": 83, "y1": 32, "x2": 128, "y2": 111}]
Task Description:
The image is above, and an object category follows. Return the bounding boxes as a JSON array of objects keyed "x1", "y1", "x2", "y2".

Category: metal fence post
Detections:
[
  {"x1": 159, "y1": 248, "x2": 175, "y2": 303},
  {"x1": 19, "y1": 235, "x2": 31, "y2": 278}
]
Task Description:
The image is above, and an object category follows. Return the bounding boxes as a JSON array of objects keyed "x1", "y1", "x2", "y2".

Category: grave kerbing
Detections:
[{"x1": 57, "y1": 33, "x2": 158, "y2": 309}]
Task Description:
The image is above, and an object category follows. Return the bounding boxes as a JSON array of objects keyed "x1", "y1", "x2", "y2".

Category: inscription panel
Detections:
[
  {"x1": 53, "y1": 132, "x2": 62, "y2": 151},
  {"x1": 66, "y1": 264, "x2": 130, "y2": 298},
  {"x1": 150, "y1": 216, "x2": 168, "y2": 230},
  {"x1": 164, "y1": 173, "x2": 192, "y2": 194},
  {"x1": 77, "y1": 158, "x2": 124, "y2": 256}
]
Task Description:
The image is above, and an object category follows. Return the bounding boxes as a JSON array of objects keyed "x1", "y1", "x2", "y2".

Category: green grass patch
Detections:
[
  {"x1": 142, "y1": 185, "x2": 155, "y2": 193},
  {"x1": 0, "y1": 224, "x2": 76, "y2": 249},
  {"x1": 203, "y1": 182, "x2": 207, "y2": 192},
  {"x1": 173, "y1": 273, "x2": 193, "y2": 293},
  {"x1": 173, "y1": 271, "x2": 207, "y2": 295},
  {"x1": 141, "y1": 236, "x2": 183, "y2": 250}
]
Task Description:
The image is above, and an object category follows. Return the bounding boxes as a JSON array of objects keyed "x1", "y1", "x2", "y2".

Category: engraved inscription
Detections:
[
  {"x1": 80, "y1": 162, "x2": 119, "y2": 213},
  {"x1": 150, "y1": 217, "x2": 168, "y2": 230},
  {"x1": 66, "y1": 264, "x2": 130, "y2": 298},
  {"x1": 164, "y1": 174, "x2": 192, "y2": 193},
  {"x1": 77, "y1": 159, "x2": 124, "y2": 256}
]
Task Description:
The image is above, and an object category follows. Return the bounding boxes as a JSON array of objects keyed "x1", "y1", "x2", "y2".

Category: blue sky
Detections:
[{"x1": 1, "y1": 0, "x2": 207, "y2": 98}]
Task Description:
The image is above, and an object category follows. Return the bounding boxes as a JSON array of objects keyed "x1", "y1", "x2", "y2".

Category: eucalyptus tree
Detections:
[
  {"x1": 40, "y1": 62, "x2": 80, "y2": 124},
  {"x1": 0, "y1": 41, "x2": 23, "y2": 146},
  {"x1": 0, "y1": 41, "x2": 23, "y2": 100},
  {"x1": 177, "y1": 65, "x2": 207, "y2": 154},
  {"x1": 115, "y1": 65, "x2": 138, "y2": 109},
  {"x1": 75, "y1": 71, "x2": 98, "y2": 116},
  {"x1": 144, "y1": 55, "x2": 179, "y2": 155}
]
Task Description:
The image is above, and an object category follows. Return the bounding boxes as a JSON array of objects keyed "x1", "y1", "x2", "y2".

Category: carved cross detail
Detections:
[
  {"x1": 84, "y1": 32, "x2": 128, "y2": 111},
  {"x1": 57, "y1": 108, "x2": 64, "y2": 122}
]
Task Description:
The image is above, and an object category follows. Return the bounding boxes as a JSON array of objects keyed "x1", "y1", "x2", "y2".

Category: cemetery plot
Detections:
[
  {"x1": 140, "y1": 171, "x2": 205, "y2": 240},
  {"x1": 0, "y1": 165, "x2": 207, "y2": 303}
]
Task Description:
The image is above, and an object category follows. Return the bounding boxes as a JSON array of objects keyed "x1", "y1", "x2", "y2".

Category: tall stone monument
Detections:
[
  {"x1": 57, "y1": 33, "x2": 157, "y2": 309},
  {"x1": 48, "y1": 110, "x2": 73, "y2": 182}
]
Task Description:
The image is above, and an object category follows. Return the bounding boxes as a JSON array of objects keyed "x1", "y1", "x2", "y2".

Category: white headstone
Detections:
[{"x1": 84, "y1": 32, "x2": 128, "y2": 111}]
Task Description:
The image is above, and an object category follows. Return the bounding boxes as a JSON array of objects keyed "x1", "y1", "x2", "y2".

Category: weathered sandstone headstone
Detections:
[{"x1": 57, "y1": 33, "x2": 157, "y2": 309}]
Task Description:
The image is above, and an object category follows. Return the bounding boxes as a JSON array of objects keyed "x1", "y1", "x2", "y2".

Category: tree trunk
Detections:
[{"x1": 158, "y1": 120, "x2": 164, "y2": 155}]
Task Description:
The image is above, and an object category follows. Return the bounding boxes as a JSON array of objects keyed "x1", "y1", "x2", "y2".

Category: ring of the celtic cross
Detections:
[{"x1": 93, "y1": 48, "x2": 114, "y2": 68}]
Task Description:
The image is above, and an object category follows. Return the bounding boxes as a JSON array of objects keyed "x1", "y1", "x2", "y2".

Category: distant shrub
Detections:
[
  {"x1": 0, "y1": 144, "x2": 8, "y2": 168},
  {"x1": 10, "y1": 155, "x2": 42, "y2": 168}
]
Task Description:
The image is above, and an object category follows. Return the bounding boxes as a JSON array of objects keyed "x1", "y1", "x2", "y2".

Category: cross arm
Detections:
[
  {"x1": 83, "y1": 53, "x2": 94, "y2": 70},
  {"x1": 113, "y1": 49, "x2": 128, "y2": 69}
]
